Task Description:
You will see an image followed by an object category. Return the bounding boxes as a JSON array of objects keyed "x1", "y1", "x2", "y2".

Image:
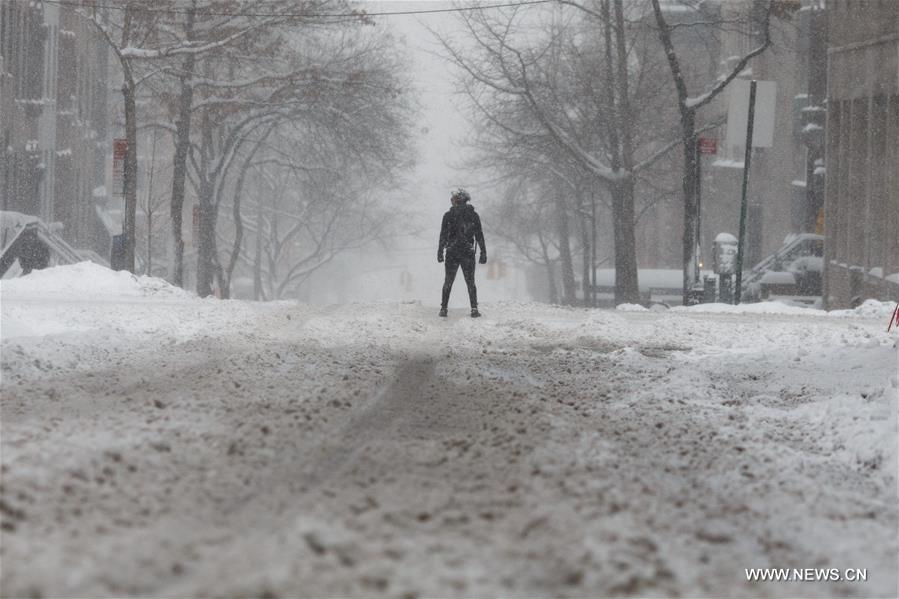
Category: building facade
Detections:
[
  {"x1": 632, "y1": 0, "x2": 722, "y2": 270},
  {"x1": 823, "y1": 0, "x2": 899, "y2": 308},
  {"x1": 1, "y1": 0, "x2": 111, "y2": 254},
  {"x1": 701, "y1": 0, "x2": 814, "y2": 271},
  {"x1": 634, "y1": 0, "x2": 817, "y2": 272}
]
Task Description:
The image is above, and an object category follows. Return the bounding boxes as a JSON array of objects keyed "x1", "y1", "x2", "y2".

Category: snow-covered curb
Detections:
[{"x1": 670, "y1": 298, "x2": 896, "y2": 319}]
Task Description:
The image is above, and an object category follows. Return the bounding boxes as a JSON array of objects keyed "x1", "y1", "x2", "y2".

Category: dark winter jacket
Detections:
[{"x1": 439, "y1": 204, "x2": 486, "y2": 257}]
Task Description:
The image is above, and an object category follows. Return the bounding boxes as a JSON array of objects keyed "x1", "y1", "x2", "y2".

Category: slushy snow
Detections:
[{"x1": 1, "y1": 263, "x2": 896, "y2": 598}]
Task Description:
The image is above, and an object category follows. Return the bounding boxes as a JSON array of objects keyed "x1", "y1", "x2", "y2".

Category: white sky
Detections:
[
  {"x1": 369, "y1": 1, "x2": 478, "y2": 219},
  {"x1": 318, "y1": 2, "x2": 532, "y2": 306}
]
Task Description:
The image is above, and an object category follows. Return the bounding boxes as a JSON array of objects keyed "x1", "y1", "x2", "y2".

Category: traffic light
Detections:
[{"x1": 486, "y1": 259, "x2": 508, "y2": 280}]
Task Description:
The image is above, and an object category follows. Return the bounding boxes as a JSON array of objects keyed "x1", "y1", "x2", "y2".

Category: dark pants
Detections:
[{"x1": 442, "y1": 251, "x2": 477, "y2": 309}]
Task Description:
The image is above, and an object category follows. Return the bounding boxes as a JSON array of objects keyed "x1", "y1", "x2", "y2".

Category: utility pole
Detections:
[
  {"x1": 734, "y1": 80, "x2": 758, "y2": 305},
  {"x1": 591, "y1": 194, "x2": 597, "y2": 307},
  {"x1": 694, "y1": 140, "x2": 702, "y2": 284}
]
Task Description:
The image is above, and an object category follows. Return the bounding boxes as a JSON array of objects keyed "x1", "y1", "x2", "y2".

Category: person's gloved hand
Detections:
[
  {"x1": 479, "y1": 253, "x2": 487, "y2": 264},
  {"x1": 437, "y1": 250, "x2": 444, "y2": 263}
]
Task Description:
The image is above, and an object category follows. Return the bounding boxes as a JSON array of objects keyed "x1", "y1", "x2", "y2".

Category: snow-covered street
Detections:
[{"x1": 1, "y1": 265, "x2": 897, "y2": 598}]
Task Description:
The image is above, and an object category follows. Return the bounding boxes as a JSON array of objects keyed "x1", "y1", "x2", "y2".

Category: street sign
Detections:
[
  {"x1": 726, "y1": 79, "x2": 777, "y2": 149},
  {"x1": 487, "y1": 259, "x2": 507, "y2": 280},
  {"x1": 113, "y1": 138, "x2": 128, "y2": 160},
  {"x1": 698, "y1": 137, "x2": 717, "y2": 155},
  {"x1": 112, "y1": 138, "x2": 127, "y2": 197}
]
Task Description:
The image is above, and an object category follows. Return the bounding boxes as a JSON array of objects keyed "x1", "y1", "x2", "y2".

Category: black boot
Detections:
[
  {"x1": 467, "y1": 287, "x2": 480, "y2": 317},
  {"x1": 440, "y1": 286, "x2": 451, "y2": 315},
  {"x1": 439, "y1": 307, "x2": 448, "y2": 317}
]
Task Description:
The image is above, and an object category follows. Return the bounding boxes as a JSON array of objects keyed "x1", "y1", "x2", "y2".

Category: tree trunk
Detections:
[
  {"x1": 224, "y1": 197, "x2": 243, "y2": 298},
  {"x1": 196, "y1": 180, "x2": 216, "y2": 297},
  {"x1": 546, "y1": 262, "x2": 558, "y2": 304},
  {"x1": 145, "y1": 130, "x2": 158, "y2": 276},
  {"x1": 254, "y1": 189, "x2": 264, "y2": 300},
  {"x1": 225, "y1": 155, "x2": 253, "y2": 297},
  {"x1": 578, "y1": 198, "x2": 591, "y2": 307},
  {"x1": 267, "y1": 195, "x2": 279, "y2": 300},
  {"x1": 612, "y1": 0, "x2": 640, "y2": 304},
  {"x1": 597, "y1": 0, "x2": 639, "y2": 305},
  {"x1": 169, "y1": 68, "x2": 195, "y2": 287},
  {"x1": 610, "y1": 179, "x2": 640, "y2": 304},
  {"x1": 539, "y1": 236, "x2": 558, "y2": 305},
  {"x1": 195, "y1": 104, "x2": 226, "y2": 299},
  {"x1": 555, "y1": 195, "x2": 576, "y2": 305},
  {"x1": 196, "y1": 111, "x2": 215, "y2": 297},
  {"x1": 590, "y1": 193, "x2": 597, "y2": 307},
  {"x1": 226, "y1": 130, "x2": 269, "y2": 298},
  {"x1": 169, "y1": 4, "x2": 197, "y2": 287},
  {"x1": 122, "y1": 78, "x2": 138, "y2": 273},
  {"x1": 681, "y1": 114, "x2": 699, "y2": 303},
  {"x1": 146, "y1": 210, "x2": 152, "y2": 275}
]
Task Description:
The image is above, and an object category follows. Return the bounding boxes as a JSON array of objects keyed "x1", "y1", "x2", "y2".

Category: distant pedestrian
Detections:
[{"x1": 437, "y1": 188, "x2": 486, "y2": 318}]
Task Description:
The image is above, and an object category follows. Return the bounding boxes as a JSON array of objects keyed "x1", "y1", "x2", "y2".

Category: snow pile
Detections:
[
  {"x1": 0, "y1": 262, "x2": 194, "y2": 301},
  {"x1": 803, "y1": 387, "x2": 898, "y2": 481},
  {"x1": 672, "y1": 301, "x2": 818, "y2": 316},
  {"x1": 616, "y1": 303, "x2": 648, "y2": 312},
  {"x1": 830, "y1": 299, "x2": 897, "y2": 319},
  {"x1": 674, "y1": 299, "x2": 897, "y2": 319},
  {"x1": 0, "y1": 319, "x2": 41, "y2": 340},
  {"x1": 0, "y1": 262, "x2": 264, "y2": 345}
]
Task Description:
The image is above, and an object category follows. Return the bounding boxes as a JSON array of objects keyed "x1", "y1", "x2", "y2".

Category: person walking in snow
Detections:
[{"x1": 438, "y1": 188, "x2": 486, "y2": 318}]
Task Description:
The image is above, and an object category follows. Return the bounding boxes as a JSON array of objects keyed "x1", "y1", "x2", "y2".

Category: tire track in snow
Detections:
[
  {"x1": 298, "y1": 351, "x2": 487, "y2": 489},
  {"x1": 301, "y1": 357, "x2": 439, "y2": 488}
]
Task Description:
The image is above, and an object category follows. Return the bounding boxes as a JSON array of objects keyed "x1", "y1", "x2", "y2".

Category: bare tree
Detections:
[
  {"x1": 233, "y1": 159, "x2": 405, "y2": 301},
  {"x1": 159, "y1": 0, "x2": 355, "y2": 287},
  {"x1": 70, "y1": 1, "x2": 280, "y2": 273},
  {"x1": 138, "y1": 128, "x2": 169, "y2": 276},
  {"x1": 70, "y1": 0, "x2": 341, "y2": 277},
  {"x1": 180, "y1": 21, "x2": 412, "y2": 297},
  {"x1": 437, "y1": 2, "x2": 692, "y2": 303},
  {"x1": 647, "y1": 0, "x2": 774, "y2": 300},
  {"x1": 486, "y1": 180, "x2": 564, "y2": 304}
]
